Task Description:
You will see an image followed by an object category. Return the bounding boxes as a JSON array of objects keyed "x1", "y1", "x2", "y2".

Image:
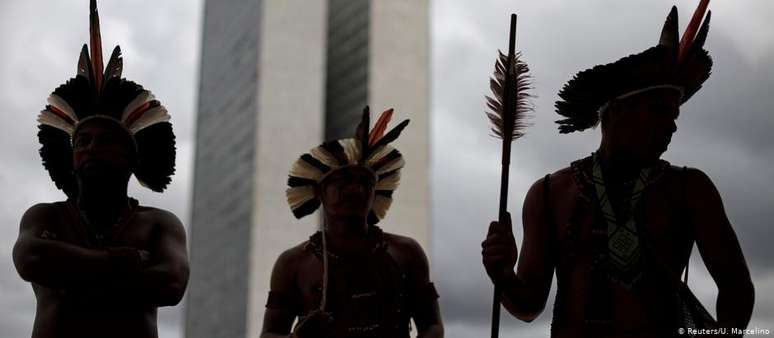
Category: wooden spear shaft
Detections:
[{"x1": 491, "y1": 13, "x2": 517, "y2": 338}]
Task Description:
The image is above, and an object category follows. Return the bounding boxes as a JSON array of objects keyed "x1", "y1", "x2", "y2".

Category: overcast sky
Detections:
[{"x1": 1, "y1": 1, "x2": 772, "y2": 337}]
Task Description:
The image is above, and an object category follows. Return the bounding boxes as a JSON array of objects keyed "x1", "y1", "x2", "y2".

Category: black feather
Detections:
[
  {"x1": 104, "y1": 46, "x2": 123, "y2": 83},
  {"x1": 354, "y1": 106, "x2": 370, "y2": 162},
  {"x1": 371, "y1": 149, "x2": 402, "y2": 172},
  {"x1": 133, "y1": 122, "x2": 176, "y2": 192},
  {"x1": 77, "y1": 44, "x2": 93, "y2": 81},
  {"x1": 38, "y1": 125, "x2": 77, "y2": 198},
  {"x1": 375, "y1": 190, "x2": 393, "y2": 198},
  {"x1": 370, "y1": 119, "x2": 410, "y2": 151},
  {"x1": 367, "y1": 210, "x2": 380, "y2": 225},
  {"x1": 301, "y1": 154, "x2": 331, "y2": 174},
  {"x1": 322, "y1": 141, "x2": 349, "y2": 166},
  {"x1": 659, "y1": 6, "x2": 679, "y2": 48},
  {"x1": 690, "y1": 11, "x2": 711, "y2": 53},
  {"x1": 293, "y1": 199, "x2": 321, "y2": 219},
  {"x1": 288, "y1": 176, "x2": 317, "y2": 187},
  {"x1": 378, "y1": 169, "x2": 400, "y2": 181},
  {"x1": 485, "y1": 50, "x2": 533, "y2": 140}
]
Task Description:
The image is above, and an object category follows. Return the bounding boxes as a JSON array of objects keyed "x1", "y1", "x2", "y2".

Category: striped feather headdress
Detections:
[
  {"x1": 37, "y1": 0, "x2": 175, "y2": 197},
  {"x1": 555, "y1": 0, "x2": 712, "y2": 133},
  {"x1": 287, "y1": 107, "x2": 409, "y2": 225}
]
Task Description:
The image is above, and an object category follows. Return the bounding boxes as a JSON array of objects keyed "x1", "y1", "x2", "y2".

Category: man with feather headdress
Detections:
[
  {"x1": 261, "y1": 107, "x2": 443, "y2": 338},
  {"x1": 482, "y1": 2, "x2": 754, "y2": 337},
  {"x1": 12, "y1": 2, "x2": 189, "y2": 337}
]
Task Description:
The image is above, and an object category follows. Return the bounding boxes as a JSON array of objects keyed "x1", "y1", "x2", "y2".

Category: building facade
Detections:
[{"x1": 186, "y1": 1, "x2": 429, "y2": 337}]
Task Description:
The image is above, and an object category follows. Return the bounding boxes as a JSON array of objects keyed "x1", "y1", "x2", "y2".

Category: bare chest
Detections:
[
  {"x1": 47, "y1": 202, "x2": 156, "y2": 250},
  {"x1": 552, "y1": 179, "x2": 694, "y2": 265},
  {"x1": 294, "y1": 248, "x2": 409, "y2": 315},
  {"x1": 548, "y1": 176, "x2": 695, "y2": 331}
]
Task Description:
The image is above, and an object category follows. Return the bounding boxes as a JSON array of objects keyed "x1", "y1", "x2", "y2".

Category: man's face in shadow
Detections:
[
  {"x1": 72, "y1": 118, "x2": 136, "y2": 180},
  {"x1": 318, "y1": 166, "x2": 376, "y2": 221},
  {"x1": 605, "y1": 88, "x2": 681, "y2": 163}
]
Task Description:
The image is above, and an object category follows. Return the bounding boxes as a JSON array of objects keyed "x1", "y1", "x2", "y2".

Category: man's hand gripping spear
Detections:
[{"x1": 480, "y1": 14, "x2": 534, "y2": 338}]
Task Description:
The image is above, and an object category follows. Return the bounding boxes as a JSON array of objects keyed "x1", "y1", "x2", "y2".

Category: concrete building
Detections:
[{"x1": 185, "y1": 1, "x2": 429, "y2": 337}]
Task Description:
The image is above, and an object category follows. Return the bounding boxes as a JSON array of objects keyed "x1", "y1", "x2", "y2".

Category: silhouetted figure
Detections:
[
  {"x1": 261, "y1": 108, "x2": 443, "y2": 338},
  {"x1": 12, "y1": 2, "x2": 188, "y2": 338},
  {"x1": 482, "y1": 2, "x2": 754, "y2": 337}
]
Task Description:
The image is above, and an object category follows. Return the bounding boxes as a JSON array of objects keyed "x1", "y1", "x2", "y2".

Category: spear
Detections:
[{"x1": 484, "y1": 14, "x2": 533, "y2": 338}]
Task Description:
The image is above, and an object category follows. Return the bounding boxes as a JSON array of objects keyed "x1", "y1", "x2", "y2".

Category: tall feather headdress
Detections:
[
  {"x1": 37, "y1": 0, "x2": 175, "y2": 196},
  {"x1": 286, "y1": 106, "x2": 409, "y2": 225},
  {"x1": 555, "y1": 0, "x2": 712, "y2": 133}
]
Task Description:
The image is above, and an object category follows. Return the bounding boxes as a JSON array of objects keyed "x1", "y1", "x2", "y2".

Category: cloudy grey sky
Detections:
[{"x1": 1, "y1": 1, "x2": 772, "y2": 338}]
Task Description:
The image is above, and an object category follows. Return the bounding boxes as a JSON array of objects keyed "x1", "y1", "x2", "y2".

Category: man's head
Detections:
[
  {"x1": 72, "y1": 117, "x2": 137, "y2": 181},
  {"x1": 599, "y1": 87, "x2": 681, "y2": 163},
  {"x1": 286, "y1": 108, "x2": 408, "y2": 224},
  {"x1": 317, "y1": 166, "x2": 377, "y2": 220}
]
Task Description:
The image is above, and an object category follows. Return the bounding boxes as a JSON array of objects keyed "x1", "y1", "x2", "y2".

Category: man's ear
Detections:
[{"x1": 602, "y1": 99, "x2": 623, "y2": 129}]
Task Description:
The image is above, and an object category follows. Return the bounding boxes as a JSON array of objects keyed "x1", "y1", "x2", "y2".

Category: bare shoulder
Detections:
[
  {"x1": 681, "y1": 166, "x2": 715, "y2": 188},
  {"x1": 135, "y1": 205, "x2": 185, "y2": 234},
  {"x1": 270, "y1": 241, "x2": 310, "y2": 288},
  {"x1": 661, "y1": 165, "x2": 719, "y2": 195},
  {"x1": 277, "y1": 241, "x2": 310, "y2": 265},
  {"x1": 383, "y1": 232, "x2": 427, "y2": 258},
  {"x1": 383, "y1": 231, "x2": 431, "y2": 281},
  {"x1": 22, "y1": 202, "x2": 59, "y2": 217},
  {"x1": 524, "y1": 166, "x2": 575, "y2": 204},
  {"x1": 678, "y1": 166, "x2": 725, "y2": 209},
  {"x1": 547, "y1": 166, "x2": 576, "y2": 192},
  {"x1": 20, "y1": 202, "x2": 65, "y2": 230}
]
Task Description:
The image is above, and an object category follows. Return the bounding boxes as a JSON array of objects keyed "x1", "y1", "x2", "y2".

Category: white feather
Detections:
[
  {"x1": 290, "y1": 158, "x2": 325, "y2": 181},
  {"x1": 338, "y1": 138, "x2": 360, "y2": 165},
  {"x1": 365, "y1": 145, "x2": 393, "y2": 167},
  {"x1": 128, "y1": 105, "x2": 170, "y2": 134},
  {"x1": 372, "y1": 195, "x2": 392, "y2": 220},
  {"x1": 47, "y1": 94, "x2": 77, "y2": 122},
  {"x1": 375, "y1": 170, "x2": 401, "y2": 191},
  {"x1": 121, "y1": 91, "x2": 154, "y2": 122},
  {"x1": 38, "y1": 110, "x2": 75, "y2": 135},
  {"x1": 375, "y1": 156, "x2": 405, "y2": 176},
  {"x1": 286, "y1": 186, "x2": 316, "y2": 209},
  {"x1": 309, "y1": 146, "x2": 341, "y2": 169}
]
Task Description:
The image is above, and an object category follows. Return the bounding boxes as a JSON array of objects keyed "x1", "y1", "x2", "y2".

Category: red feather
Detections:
[
  {"x1": 678, "y1": 0, "x2": 710, "y2": 64},
  {"x1": 90, "y1": 0, "x2": 104, "y2": 91}
]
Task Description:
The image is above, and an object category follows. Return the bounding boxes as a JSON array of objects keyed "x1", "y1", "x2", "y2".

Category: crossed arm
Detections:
[{"x1": 12, "y1": 203, "x2": 189, "y2": 307}]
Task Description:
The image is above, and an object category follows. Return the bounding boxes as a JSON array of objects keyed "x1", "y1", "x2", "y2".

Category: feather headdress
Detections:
[
  {"x1": 555, "y1": 0, "x2": 712, "y2": 133},
  {"x1": 37, "y1": 0, "x2": 175, "y2": 196},
  {"x1": 287, "y1": 106, "x2": 409, "y2": 225}
]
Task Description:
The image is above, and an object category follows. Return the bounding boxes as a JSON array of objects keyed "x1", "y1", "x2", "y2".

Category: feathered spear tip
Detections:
[{"x1": 485, "y1": 15, "x2": 533, "y2": 142}]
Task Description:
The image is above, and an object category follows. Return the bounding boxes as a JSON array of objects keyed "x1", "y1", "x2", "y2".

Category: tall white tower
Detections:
[{"x1": 186, "y1": 1, "x2": 430, "y2": 337}]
